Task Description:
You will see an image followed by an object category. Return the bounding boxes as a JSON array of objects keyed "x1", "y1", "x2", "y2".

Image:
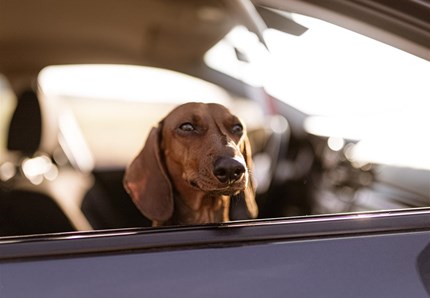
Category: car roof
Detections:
[
  {"x1": 1, "y1": 0, "x2": 429, "y2": 92},
  {"x1": 0, "y1": 0, "x2": 239, "y2": 91},
  {"x1": 256, "y1": 0, "x2": 430, "y2": 60}
]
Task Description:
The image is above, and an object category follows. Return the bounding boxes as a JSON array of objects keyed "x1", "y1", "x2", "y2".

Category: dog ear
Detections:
[
  {"x1": 123, "y1": 126, "x2": 174, "y2": 223},
  {"x1": 242, "y1": 134, "x2": 258, "y2": 218}
]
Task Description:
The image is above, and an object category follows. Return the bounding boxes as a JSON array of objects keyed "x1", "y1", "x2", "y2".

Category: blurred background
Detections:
[{"x1": 0, "y1": 0, "x2": 429, "y2": 236}]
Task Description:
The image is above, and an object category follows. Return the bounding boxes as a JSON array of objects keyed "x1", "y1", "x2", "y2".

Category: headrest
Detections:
[{"x1": 7, "y1": 89, "x2": 42, "y2": 156}]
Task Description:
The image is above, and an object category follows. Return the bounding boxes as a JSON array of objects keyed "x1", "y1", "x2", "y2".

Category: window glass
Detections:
[{"x1": 1, "y1": 4, "x2": 429, "y2": 238}]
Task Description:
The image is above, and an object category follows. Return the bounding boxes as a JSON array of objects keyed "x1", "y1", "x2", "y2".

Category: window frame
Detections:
[{"x1": 1, "y1": 208, "x2": 429, "y2": 261}]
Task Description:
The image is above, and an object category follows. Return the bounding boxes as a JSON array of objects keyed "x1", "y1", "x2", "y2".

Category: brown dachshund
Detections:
[{"x1": 124, "y1": 102, "x2": 257, "y2": 226}]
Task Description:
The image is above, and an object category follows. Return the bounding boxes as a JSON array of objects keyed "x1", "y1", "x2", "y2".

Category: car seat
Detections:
[{"x1": 0, "y1": 89, "x2": 76, "y2": 236}]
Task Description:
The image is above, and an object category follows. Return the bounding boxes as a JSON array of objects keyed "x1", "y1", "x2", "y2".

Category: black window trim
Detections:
[{"x1": 1, "y1": 208, "x2": 430, "y2": 262}]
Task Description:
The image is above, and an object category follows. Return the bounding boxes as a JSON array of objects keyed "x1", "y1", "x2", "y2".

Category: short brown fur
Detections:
[{"x1": 124, "y1": 102, "x2": 257, "y2": 226}]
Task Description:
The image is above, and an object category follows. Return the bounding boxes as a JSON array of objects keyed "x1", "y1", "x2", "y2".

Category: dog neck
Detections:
[{"x1": 167, "y1": 192, "x2": 230, "y2": 226}]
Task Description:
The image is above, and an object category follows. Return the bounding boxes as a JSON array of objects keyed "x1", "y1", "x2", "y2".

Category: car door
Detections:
[{"x1": 1, "y1": 209, "x2": 430, "y2": 298}]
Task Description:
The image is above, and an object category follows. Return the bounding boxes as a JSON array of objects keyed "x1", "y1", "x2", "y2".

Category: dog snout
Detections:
[{"x1": 213, "y1": 157, "x2": 246, "y2": 184}]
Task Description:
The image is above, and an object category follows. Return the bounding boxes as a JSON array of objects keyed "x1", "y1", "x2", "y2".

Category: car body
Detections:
[{"x1": 0, "y1": 0, "x2": 429, "y2": 297}]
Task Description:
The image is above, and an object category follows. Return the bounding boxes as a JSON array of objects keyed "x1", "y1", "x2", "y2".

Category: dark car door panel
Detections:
[{"x1": 1, "y1": 209, "x2": 429, "y2": 298}]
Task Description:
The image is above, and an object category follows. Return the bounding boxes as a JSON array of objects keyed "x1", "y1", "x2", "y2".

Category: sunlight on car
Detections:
[
  {"x1": 204, "y1": 12, "x2": 429, "y2": 171},
  {"x1": 0, "y1": 75, "x2": 16, "y2": 159},
  {"x1": 39, "y1": 64, "x2": 231, "y2": 104},
  {"x1": 264, "y1": 14, "x2": 429, "y2": 118},
  {"x1": 38, "y1": 65, "x2": 234, "y2": 168},
  {"x1": 265, "y1": 14, "x2": 430, "y2": 170},
  {"x1": 205, "y1": 25, "x2": 269, "y2": 87},
  {"x1": 327, "y1": 137, "x2": 345, "y2": 152},
  {"x1": 21, "y1": 155, "x2": 58, "y2": 185}
]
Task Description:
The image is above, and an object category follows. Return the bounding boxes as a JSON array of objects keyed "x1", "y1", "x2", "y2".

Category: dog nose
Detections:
[{"x1": 213, "y1": 157, "x2": 246, "y2": 184}]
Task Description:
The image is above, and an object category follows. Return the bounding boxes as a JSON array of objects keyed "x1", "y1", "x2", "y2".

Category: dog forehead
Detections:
[{"x1": 164, "y1": 102, "x2": 234, "y2": 125}]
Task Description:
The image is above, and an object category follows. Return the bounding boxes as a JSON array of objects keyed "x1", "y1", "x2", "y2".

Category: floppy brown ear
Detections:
[
  {"x1": 123, "y1": 126, "x2": 174, "y2": 223},
  {"x1": 242, "y1": 134, "x2": 258, "y2": 218}
]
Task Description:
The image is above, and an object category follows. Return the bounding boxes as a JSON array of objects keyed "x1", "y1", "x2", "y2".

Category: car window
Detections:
[{"x1": 0, "y1": 2, "x2": 429, "y2": 237}]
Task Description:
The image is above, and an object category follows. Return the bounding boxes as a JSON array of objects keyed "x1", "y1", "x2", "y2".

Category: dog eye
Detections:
[
  {"x1": 179, "y1": 122, "x2": 195, "y2": 132},
  {"x1": 231, "y1": 123, "x2": 243, "y2": 135}
]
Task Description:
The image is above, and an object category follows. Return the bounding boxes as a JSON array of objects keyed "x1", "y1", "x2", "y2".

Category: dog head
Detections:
[{"x1": 124, "y1": 102, "x2": 257, "y2": 224}]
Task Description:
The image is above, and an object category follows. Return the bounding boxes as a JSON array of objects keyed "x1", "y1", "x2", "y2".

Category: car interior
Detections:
[{"x1": 1, "y1": 0, "x2": 429, "y2": 236}]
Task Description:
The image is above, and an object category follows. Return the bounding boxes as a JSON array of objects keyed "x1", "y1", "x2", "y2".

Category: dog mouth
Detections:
[
  {"x1": 190, "y1": 180, "x2": 200, "y2": 189},
  {"x1": 188, "y1": 178, "x2": 246, "y2": 195}
]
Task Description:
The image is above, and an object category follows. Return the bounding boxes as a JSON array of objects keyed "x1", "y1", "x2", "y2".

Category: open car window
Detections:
[{"x1": 0, "y1": 1, "x2": 429, "y2": 238}]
